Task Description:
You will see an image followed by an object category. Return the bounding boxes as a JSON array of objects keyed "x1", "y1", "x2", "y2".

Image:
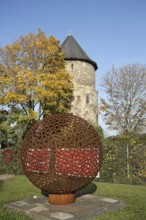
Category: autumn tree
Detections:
[
  {"x1": 0, "y1": 30, "x2": 73, "y2": 135},
  {"x1": 0, "y1": 110, "x2": 12, "y2": 148},
  {"x1": 100, "y1": 64, "x2": 146, "y2": 134}
]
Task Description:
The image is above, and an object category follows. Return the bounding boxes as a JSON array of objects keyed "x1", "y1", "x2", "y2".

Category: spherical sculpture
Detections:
[{"x1": 20, "y1": 113, "x2": 103, "y2": 204}]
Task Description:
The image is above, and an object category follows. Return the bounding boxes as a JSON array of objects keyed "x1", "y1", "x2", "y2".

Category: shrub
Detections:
[
  {"x1": 98, "y1": 134, "x2": 146, "y2": 185},
  {"x1": 0, "y1": 148, "x2": 23, "y2": 175}
]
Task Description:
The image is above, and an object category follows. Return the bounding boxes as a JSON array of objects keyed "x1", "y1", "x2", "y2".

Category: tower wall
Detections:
[{"x1": 65, "y1": 60, "x2": 98, "y2": 126}]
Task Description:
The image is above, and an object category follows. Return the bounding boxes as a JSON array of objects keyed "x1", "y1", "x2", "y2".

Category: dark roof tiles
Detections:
[{"x1": 61, "y1": 35, "x2": 97, "y2": 70}]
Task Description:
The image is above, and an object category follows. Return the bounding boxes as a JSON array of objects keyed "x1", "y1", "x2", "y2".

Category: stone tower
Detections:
[{"x1": 61, "y1": 35, "x2": 98, "y2": 126}]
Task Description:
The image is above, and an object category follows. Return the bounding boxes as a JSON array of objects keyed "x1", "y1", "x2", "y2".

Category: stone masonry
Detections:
[
  {"x1": 61, "y1": 35, "x2": 98, "y2": 127},
  {"x1": 65, "y1": 60, "x2": 98, "y2": 126}
]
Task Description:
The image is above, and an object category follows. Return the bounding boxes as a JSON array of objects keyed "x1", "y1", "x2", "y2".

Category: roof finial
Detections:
[{"x1": 68, "y1": 30, "x2": 72, "y2": 36}]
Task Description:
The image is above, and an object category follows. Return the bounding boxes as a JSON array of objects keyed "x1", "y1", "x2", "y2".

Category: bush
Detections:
[
  {"x1": 0, "y1": 148, "x2": 23, "y2": 175},
  {"x1": 99, "y1": 134, "x2": 146, "y2": 185}
]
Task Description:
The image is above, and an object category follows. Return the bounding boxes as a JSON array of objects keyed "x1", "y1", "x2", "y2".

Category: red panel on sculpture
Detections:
[
  {"x1": 26, "y1": 149, "x2": 50, "y2": 173},
  {"x1": 55, "y1": 149, "x2": 98, "y2": 177}
]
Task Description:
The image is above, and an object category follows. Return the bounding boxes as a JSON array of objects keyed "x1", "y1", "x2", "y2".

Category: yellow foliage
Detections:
[
  {"x1": 0, "y1": 30, "x2": 73, "y2": 123},
  {"x1": 18, "y1": 110, "x2": 38, "y2": 123},
  {"x1": 99, "y1": 98, "x2": 110, "y2": 112}
]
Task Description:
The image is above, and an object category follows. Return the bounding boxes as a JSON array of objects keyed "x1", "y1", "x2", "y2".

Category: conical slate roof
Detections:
[{"x1": 61, "y1": 35, "x2": 98, "y2": 70}]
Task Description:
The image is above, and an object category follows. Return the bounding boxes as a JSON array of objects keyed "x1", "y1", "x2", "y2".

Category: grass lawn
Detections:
[
  {"x1": 0, "y1": 176, "x2": 146, "y2": 220},
  {"x1": 93, "y1": 182, "x2": 146, "y2": 220},
  {"x1": 0, "y1": 175, "x2": 40, "y2": 220}
]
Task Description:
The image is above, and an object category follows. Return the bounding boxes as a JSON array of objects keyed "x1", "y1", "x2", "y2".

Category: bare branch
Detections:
[{"x1": 100, "y1": 64, "x2": 146, "y2": 134}]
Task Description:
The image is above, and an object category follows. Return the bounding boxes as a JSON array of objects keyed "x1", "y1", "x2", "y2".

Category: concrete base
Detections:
[{"x1": 5, "y1": 194, "x2": 126, "y2": 220}]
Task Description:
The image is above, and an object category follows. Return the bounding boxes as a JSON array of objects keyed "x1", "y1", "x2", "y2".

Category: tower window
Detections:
[
  {"x1": 71, "y1": 63, "x2": 73, "y2": 69},
  {"x1": 86, "y1": 93, "x2": 90, "y2": 105},
  {"x1": 77, "y1": 96, "x2": 81, "y2": 102}
]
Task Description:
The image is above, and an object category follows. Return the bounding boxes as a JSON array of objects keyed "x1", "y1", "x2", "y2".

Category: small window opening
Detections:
[
  {"x1": 86, "y1": 93, "x2": 90, "y2": 105},
  {"x1": 71, "y1": 63, "x2": 73, "y2": 69},
  {"x1": 77, "y1": 96, "x2": 81, "y2": 102}
]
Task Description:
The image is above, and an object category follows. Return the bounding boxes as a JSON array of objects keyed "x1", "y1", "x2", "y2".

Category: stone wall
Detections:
[
  {"x1": 65, "y1": 60, "x2": 98, "y2": 126},
  {"x1": 65, "y1": 61, "x2": 95, "y2": 88}
]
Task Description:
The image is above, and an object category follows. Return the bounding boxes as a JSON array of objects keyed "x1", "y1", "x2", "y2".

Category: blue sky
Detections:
[{"x1": 0, "y1": 0, "x2": 146, "y2": 135}]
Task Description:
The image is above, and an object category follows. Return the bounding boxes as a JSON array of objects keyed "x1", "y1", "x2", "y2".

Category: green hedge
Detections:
[{"x1": 98, "y1": 134, "x2": 146, "y2": 185}]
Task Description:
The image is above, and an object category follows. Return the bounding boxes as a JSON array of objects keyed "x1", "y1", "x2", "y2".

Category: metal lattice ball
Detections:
[{"x1": 20, "y1": 113, "x2": 103, "y2": 194}]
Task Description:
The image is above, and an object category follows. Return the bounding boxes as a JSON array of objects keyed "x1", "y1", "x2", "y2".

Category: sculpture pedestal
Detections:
[{"x1": 48, "y1": 194, "x2": 76, "y2": 205}]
